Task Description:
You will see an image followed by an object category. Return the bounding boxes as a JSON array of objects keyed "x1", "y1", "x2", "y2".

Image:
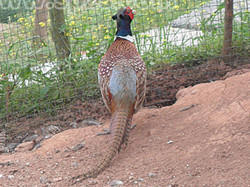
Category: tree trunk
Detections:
[
  {"x1": 33, "y1": 0, "x2": 49, "y2": 46},
  {"x1": 222, "y1": 0, "x2": 233, "y2": 61},
  {"x1": 49, "y1": 0, "x2": 71, "y2": 61}
]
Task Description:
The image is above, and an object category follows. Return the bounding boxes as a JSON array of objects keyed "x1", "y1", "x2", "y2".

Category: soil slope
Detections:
[{"x1": 0, "y1": 72, "x2": 250, "y2": 187}]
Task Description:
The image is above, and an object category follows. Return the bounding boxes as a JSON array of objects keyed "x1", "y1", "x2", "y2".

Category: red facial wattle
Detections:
[{"x1": 125, "y1": 7, "x2": 135, "y2": 20}]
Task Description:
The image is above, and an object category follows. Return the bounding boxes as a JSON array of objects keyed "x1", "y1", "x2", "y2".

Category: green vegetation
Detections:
[{"x1": 0, "y1": 0, "x2": 249, "y2": 120}]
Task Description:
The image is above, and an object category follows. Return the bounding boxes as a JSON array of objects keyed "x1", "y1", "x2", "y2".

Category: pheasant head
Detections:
[{"x1": 112, "y1": 7, "x2": 136, "y2": 37}]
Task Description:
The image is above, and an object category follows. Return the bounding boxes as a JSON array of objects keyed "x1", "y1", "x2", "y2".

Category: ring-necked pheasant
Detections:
[{"x1": 72, "y1": 7, "x2": 146, "y2": 183}]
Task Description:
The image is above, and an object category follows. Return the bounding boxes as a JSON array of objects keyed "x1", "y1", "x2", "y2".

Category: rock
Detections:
[
  {"x1": 71, "y1": 142, "x2": 85, "y2": 152},
  {"x1": 15, "y1": 141, "x2": 34, "y2": 152},
  {"x1": 40, "y1": 176, "x2": 48, "y2": 184},
  {"x1": 148, "y1": 172, "x2": 157, "y2": 178},
  {"x1": 0, "y1": 146, "x2": 5, "y2": 153},
  {"x1": 53, "y1": 177, "x2": 63, "y2": 182},
  {"x1": 69, "y1": 122, "x2": 78, "y2": 128},
  {"x1": 80, "y1": 120, "x2": 101, "y2": 127},
  {"x1": 42, "y1": 125, "x2": 60, "y2": 136},
  {"x1": 71, "y1": 161, "x2": 78, "y2": 168},
  {"x1": 6, "y1": 143, "x2": 19, "y2": 152},
  {"x1": 167, "y1": 140, "x2": 174, "y2": 144},
  {"x1": 110, "y1": 180, "x2": 124, "y2": 186},
  {"x1": 137, "y1": 177, "x2": 144, "y2": 182},
  {"x1": 8, "y1": 175, "x2": 14, "y2": 179},
  {"x1": 44, "y1": 134, "x2": 52, "y2": 139},
  {"x1": 23, "y1": 134, "x2": 38, "y2": 142},
  {"x1": 0, "y1": 174, "x2": 3, "y2": 178},
  {"x1": 0, "y1": 161, "x2": 13, "y2": 166},
  {"x1": 88, "y1": 179, "x2": 98, "y2": 185}
]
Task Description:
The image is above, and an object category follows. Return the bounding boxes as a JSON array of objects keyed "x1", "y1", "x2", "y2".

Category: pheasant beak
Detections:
[{"x1": 125, "y1": 7, "x2": 135, "y2": 20}]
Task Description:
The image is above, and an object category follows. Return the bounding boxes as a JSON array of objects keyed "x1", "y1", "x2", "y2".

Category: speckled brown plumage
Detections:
[{"x1": 98, "y1": 38, "x2": 147, "y2": 114}]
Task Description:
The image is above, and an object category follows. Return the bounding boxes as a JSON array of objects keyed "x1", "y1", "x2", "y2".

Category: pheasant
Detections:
[{"x1": 72, "y1": 7, "x2": 146, "y2": 183}]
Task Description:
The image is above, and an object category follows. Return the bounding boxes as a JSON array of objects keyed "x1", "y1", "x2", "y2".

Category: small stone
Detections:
[
  {"x1": 53, "y1": 177, "x2": 62, "y2": 182},
  {"x1": 88, "y1": 179, "x2": 98, "y2": 185},
  {"x1": 138, "y1": 177, "x2": 144, "y2": 182},
  {"x1": 167, "y1": 140, "x2": 174, "y2": 144},
  {"x1": 44, "y1": 134, "x2": 52, "y2": 139},
  {"x1": 40, "y1": 176, "x2": 47, "y2": 184},
  {"x1": 71, "y1": 162, "x2": 78, "y2": 168},
  {"x1": 0, "y1": 146, "x2": 5, "y2": 153},
  {"x1": 25, "y1": 162, "x2": 30, "y2": 166},
  {"x1": 8, "y1": 175, "x2": 14, "y2": 179},
  {"x1": 0, "y1": 174, "x2": 3, "y2": 178},
  {"x1": 23, "y1": 134, "x2": 38, "y2": 142},
  {"x1": 46, "y1": 125, "x2": 60, "y2": 134},
  {"x1": 148, "y1": 172, "x2": 157, "y2": 178},
  {"x1": 80, "y1": 120, "x2": 101, "y2": 127},
  {"x1": 69, "y1": 122, "x2": 77, "y2": 128},
  {"x1": 7, "y1": 143, "x2": 19, "y2": 152},
  {"x1": 71, "y1": 142, "x2": 85, "y2": 152},
  {"x1": 134, "y1": 181, "x2": 138, "y2": 184},
  {"x1": 109, "y1": 180, "x2": 124, "y2": 186}
]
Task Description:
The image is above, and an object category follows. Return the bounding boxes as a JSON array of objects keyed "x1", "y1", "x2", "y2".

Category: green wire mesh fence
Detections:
[{"x1": 0, "y1": 0, "x2": 249, "y2": 124}]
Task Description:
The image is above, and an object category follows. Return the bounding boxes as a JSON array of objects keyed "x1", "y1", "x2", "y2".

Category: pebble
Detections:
[
  {"x1": 8, "y1": 175, "x2": 14, "y2": 179},
  {"x1": 109, "y1": 180, "x2": 124, "y2": 186},
  {"x1": 40, "y1": 176, "x2": 48, "y2": 184},
  {"x1": 69, "y1": 122, "x2": 78, "y2": 128},
  {"x1": 137, "y1": 177, "x2": 144, "y2": 182},
  {"x1": 88, "y1": 179, "x2": 98, "y2": 185},
  {"x1": 7, "y1": 143, "x2": 19, "y2": 152},
  {"x1": 167, "y1": 140, "x2": 174, "y2": 144},
  {"x1": 44, "y1": 134, "x2": 52, "y2": 139},
  {"x1": 46, "y1": 125, "x2": 60, "y2": 134},
  {"x1": 71, "y1": 142, "x2": 85, "y2": 152},
  {"x1": 81, "y1": 120, "x2": 101, "y2": 127},
  {"x1": 71, "y1": 162, "x2": 78, "y2": 168},
  {"x1": 0, "y1": 174, "x2": 3, "y2": 178},
  {"x1": 23, "y1": 134, "x2": 38, "y2": 142},
  {"x1": 53, "y1": 177, "x2": 63, "y2": 182},
  {"x1": 148, "y1": 172, "x2": 157, "y2": 178}
]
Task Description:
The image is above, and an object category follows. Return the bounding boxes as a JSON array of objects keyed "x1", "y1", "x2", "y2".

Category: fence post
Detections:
[
  {"x1": 49, "y1": 0, "x2": 71, "y2": 61},
  {"x1": 222, "y1": 0, "x2": 233, "y2": 60},
  {"x1": 33, "y1": 0, "x2": 49, "y2": 47}
]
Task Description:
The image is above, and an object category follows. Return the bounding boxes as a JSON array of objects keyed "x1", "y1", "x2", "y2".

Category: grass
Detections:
[{"x1": 0, "y1": 0, "x2": 249, "y2": 120}]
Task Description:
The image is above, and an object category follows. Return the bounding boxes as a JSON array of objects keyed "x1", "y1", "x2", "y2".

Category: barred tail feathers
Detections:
[{"x1": 72, "y1": 107, "x2": 130, "y2": 183}]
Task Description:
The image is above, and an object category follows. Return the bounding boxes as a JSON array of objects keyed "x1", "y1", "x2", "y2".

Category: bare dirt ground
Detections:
[{"x1": 0, "y1": 61, "x2": 250, "y2": 186}]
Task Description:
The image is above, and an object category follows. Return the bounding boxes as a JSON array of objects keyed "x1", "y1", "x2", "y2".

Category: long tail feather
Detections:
[{"x1": 71, "y1": 109, "x2": 130, "y2": 184}]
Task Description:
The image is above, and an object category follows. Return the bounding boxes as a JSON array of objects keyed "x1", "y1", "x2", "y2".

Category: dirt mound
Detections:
[{"x1": 0, "y1": 72, "x2": 250, "y2": 186}]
